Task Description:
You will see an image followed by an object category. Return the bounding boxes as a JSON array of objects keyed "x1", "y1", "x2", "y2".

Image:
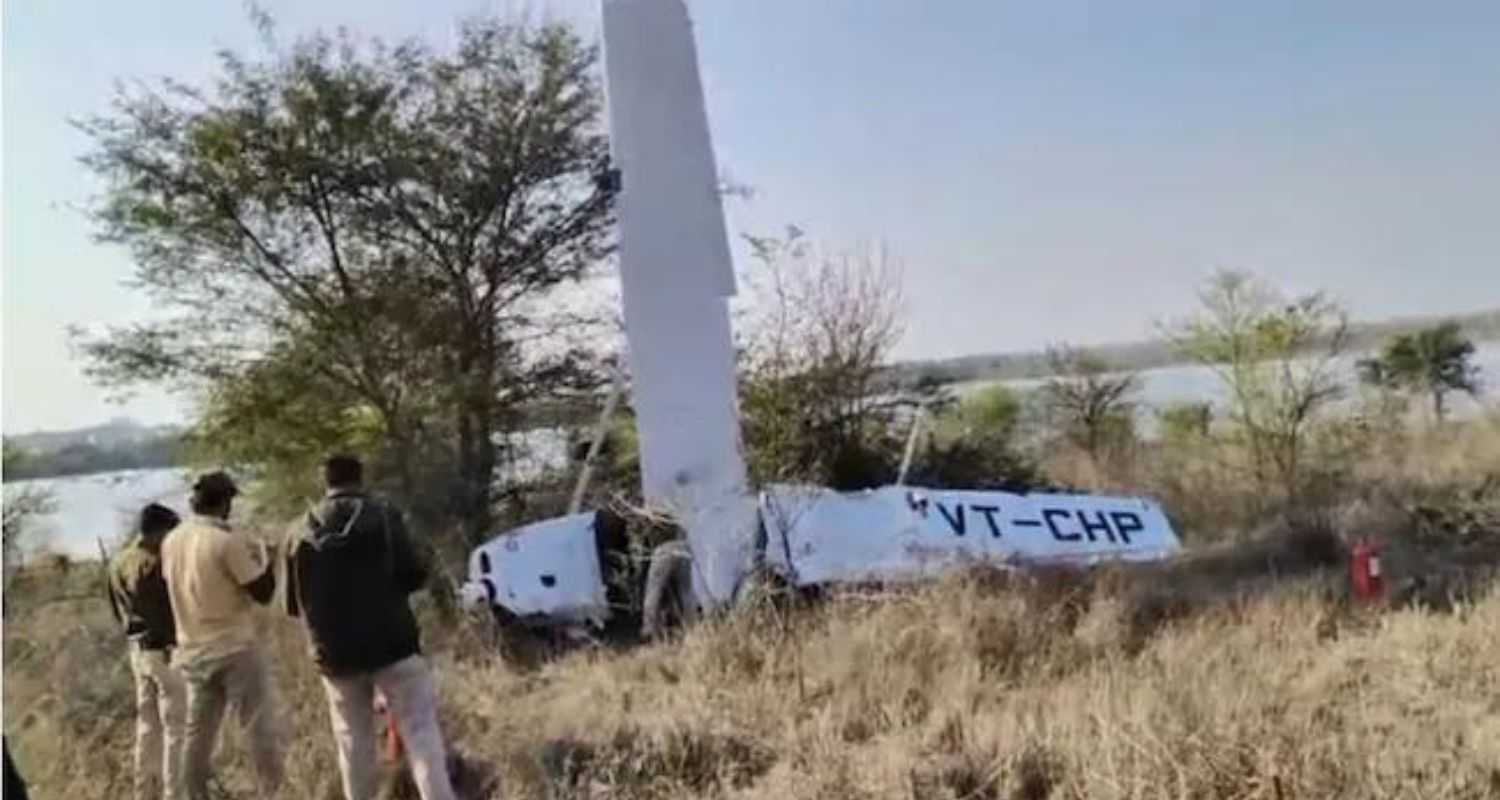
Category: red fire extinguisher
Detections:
[{"x1": 1350, "y1": 539, "x2": 1385, "y2": 602}]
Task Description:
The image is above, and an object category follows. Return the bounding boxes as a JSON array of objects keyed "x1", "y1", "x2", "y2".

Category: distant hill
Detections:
[
  {"x1": 2, "y1": 418, "x2": 186, "y2": 482},
  {"x1": 882, "y1": 307, "x2": 1500, "y2": 389},
  {"x1": 6, "y1": 417, "x2": 183, "y2": 455}
]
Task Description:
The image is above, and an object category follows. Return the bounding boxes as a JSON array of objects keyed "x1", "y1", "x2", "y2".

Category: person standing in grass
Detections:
[
  {"x1": 108, "y1": 502, "x2": 187, "y2": 800},
  {"x1": 284, "y1": 454, "x2": 457, "y2": 800},
  {"x1": 161, "y1": 471, "x2": 285, "y2": 800}
]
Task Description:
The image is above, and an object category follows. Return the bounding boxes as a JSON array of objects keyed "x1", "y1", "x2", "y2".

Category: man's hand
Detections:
[
  {"x1": 243, "y1": 562, "x2": 276, "y2": 605},
  {"x1": 228, "y1": 536, "x2": 276, "y2": 605}
]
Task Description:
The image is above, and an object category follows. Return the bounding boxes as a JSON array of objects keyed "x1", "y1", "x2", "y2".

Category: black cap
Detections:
[
  {"x1": 191, "y1": 470, "x2": 239, "y2": 504},
  {"x1": 139, "y1": 503, "x2": 181, "y2": 536}
]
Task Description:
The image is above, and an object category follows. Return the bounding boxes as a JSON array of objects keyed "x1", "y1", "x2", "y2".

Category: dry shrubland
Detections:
[{"x1": 5, "y1": 416, "x2": 1500, "y2": 799}]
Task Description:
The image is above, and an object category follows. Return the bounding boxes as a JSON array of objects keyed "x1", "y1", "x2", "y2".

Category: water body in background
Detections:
[
  {"x1": 11, "y1": 428, "x2": 575, "y2": 560},
  {"x1": 7, "y1": 467, "x2": 192, "y2": 559},
  {"x1": 14, "y1": 344, "x2": 1496, "y2": 558},
  {"x1": 953, "y1": 341, "x2": 1500, "y2": 436}
]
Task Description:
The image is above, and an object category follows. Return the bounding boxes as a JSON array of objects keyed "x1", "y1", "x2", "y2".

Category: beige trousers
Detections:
[
  {"x1": 321, "y1": 655, "x2": 456, "y2": 800},
  {"x1": 177, "y1": 646, "x2": 285, "y2": 800},
  {"x1": 130, "y1": 647, "x2": 186, "y2": 800}
]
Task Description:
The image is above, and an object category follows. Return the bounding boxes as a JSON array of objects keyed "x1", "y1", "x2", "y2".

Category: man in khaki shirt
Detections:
[{"x1": 161, "y1": 471, "x2": 284, "y2": 800}]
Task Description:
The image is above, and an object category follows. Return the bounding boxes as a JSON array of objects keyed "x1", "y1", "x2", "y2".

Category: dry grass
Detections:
[
  {"x1": 1042, "y1": 408, "x2": 1500, "y2": 545},
  {"x1": 7, "y1": 548, "x2": 1499, "y2": 799},
  {"x1": 5, "y1": 415, "x2": 1500, "y2": 799}
]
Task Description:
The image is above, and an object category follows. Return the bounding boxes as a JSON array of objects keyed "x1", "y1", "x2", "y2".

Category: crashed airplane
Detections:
[{"x1": 458, "y1": 0, "x2": 1181, "y2": 633}]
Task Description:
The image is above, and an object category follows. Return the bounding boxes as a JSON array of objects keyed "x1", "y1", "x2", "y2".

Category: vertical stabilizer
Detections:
[{"x1": 600, "y1": 0, "x2": 757, "y2": 608}]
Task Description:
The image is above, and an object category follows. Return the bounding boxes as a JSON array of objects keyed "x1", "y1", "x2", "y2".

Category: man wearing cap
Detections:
[
  {"x1": 161, "y1": 471, "x2": 285, "y2": 800},
  {"x1": 108, "y1": 502, "x2": 187, "y2": 800},
  {"x1": 285, "y1": 455, "x2": 456, "y2": 800}
]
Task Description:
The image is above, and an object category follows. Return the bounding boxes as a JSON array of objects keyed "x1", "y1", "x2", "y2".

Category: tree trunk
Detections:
[
  {"x1": 454, "y1": 346, "x2": 498, "y2": 547},
  {"x1": 456, "y1": 407, "x2": 483, "y2": 546},
  {"x1": 382, "y1": 416, "x2": 418, "y2": 505},
  {"x1": 1084, "y1": 412, "x2": 1102, "y2": 463},
  {"x1": 470, "y1": 416, "x2": 497, "y2": 542},
  {"x1": 1433, "y1": 389, "x2": 1446, "y2": 424}
]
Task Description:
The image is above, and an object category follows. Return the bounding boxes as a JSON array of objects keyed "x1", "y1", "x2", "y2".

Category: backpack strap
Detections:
[
  {"x1": 341, "y1": 499, "x2": 365, "y2": 538},
  {"x1": 381, "y1": 502, "x2": 395, "y2": 581}
]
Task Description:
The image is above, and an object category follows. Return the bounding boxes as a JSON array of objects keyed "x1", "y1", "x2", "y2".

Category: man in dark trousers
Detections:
[
  {"x1": 285, "y1": 455, "x2": 456, "y2": 800},
  {"x1": 109, "y1": 502, "x2": 186, "y2": 800}
]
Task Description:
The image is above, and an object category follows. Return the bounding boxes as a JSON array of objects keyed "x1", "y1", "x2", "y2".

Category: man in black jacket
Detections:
[
  {"x1": 286, "y1": 455, "x2": 456, "y2": 800},
  {"x1": 109, "y1": 502, "x2": 186, "y2": 800}
]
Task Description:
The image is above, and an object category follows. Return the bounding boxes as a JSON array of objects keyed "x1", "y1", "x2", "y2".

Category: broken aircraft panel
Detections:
[
  {"x1": 460, "y1": 510, "x2": 629, "y2": 626},
  {"x1": 759, "y1": 484, "x2": 1181, "y2": 587},
  {"x1": 458, "y1": 0, "x2": 1185, "y2": 632},
  {"x1": 459, "y1": 484, "x2": 1181, "y2": 625}
]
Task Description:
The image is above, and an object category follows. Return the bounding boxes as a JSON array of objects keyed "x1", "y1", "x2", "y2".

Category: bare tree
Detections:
[
  {"x1": 3, "y1": 485, "x2": 55, "y2": 582},
  {"x1": 1042, "y1": 345, "x2": 1139, "y2": 461}
]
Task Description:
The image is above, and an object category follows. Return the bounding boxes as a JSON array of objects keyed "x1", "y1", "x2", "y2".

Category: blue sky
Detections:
[{"x1": 4, "y1": 0, "x2": 1499, "y2": 433}]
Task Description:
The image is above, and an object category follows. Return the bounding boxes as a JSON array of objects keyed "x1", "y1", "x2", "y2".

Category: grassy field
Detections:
[{"x1": 4, "y1": 417, "x2": 1499, "y2": 799}]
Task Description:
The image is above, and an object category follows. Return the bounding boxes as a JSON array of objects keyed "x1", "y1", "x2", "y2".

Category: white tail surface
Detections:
[{"x1": 600, "y1": 0, "x2": 757, "y2": 607}]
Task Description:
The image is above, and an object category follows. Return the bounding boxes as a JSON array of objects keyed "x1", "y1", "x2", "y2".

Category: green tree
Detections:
[
  {"x1": 1357, "y1": 322, "x2": 1481, "y2": 423},
  {"x1": 736, "y1": 227, "x2": 907, "y2": 489},
  {"x1": 74, "y1": 15, "x2": 615, "y2": 542},
  {"x1": 953, "y1": 385, "x2": 1024, "y2": 442},
  {"x1": 184, "y1": 340, "x2": 394, "y2": 517},
  {"x1": 1163, "y1": 270, "x2": 1349, "y2": 498},
  {"x1": 1156, "y1": 401, "x2": 1214, "y2": 444},
  {"x1": 911, "y1": 384, "x2": 1041, "y2": 490}
]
